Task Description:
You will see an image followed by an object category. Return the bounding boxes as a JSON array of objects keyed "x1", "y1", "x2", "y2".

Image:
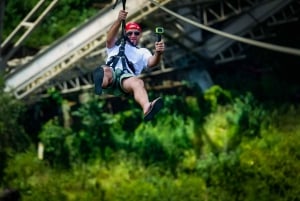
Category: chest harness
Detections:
[{"x1": 107, "y1": 0, "x2": 137, "y2": 75}]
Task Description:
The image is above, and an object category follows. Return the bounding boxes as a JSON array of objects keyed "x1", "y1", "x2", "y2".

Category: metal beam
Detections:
[
  {"x1": 1, "y1": 0, "x2": 58, "y2": 64},
  {"x1": 198, "y1": 0, "x2": 294, "y2": 59}
]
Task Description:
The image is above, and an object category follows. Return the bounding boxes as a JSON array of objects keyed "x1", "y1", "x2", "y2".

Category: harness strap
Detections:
[
  {"x1": 108, "y1": 0, "x2": 136, "y2": 74},
  {"x1": 106, "y1": 54, "x2": 135, "y2": 74}
]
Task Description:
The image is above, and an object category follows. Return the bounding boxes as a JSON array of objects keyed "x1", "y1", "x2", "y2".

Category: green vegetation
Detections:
[
  {"x1": 0, "y1": 77, "x2": 30, "y2": 181},
  {"x1": 3, "y1": 0, "x2": 100, "y2": 49},
  {"x1": 1, "y1": 82, "x2": 299, "y2": 200}
]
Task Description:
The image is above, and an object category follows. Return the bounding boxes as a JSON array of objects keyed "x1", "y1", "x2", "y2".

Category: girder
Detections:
[
  {"x1": 1, "y1": 0, "x2": 58, "y2": 65},
  {"x1": 211, "y1": 0, "x2": 300, "y2": 64},
  {"x1": 197, "y1": 0, "x2": 294, "y2": 58}
]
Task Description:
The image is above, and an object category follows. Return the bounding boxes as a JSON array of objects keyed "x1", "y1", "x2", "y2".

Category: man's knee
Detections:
[
  {"x1": 103, "y1": 67, "x2": 113, "y2": 85},
  {"x1": 131, "y1": 77, "x2": 145, "y2": 89},
  {"x1": 122, "y1": 77, "x2": 145, "y2": 91},
  {"x1": 103, "y1": 66, "x2": 112, "y2": 76},
  {"x1": 136, "y1": 78, "x2": 145, "y2": 87}
]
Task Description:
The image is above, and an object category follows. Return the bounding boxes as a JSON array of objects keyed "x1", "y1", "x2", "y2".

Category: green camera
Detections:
[{"x1": 155, "y1": 27, "x2": 164, "y2": 34}]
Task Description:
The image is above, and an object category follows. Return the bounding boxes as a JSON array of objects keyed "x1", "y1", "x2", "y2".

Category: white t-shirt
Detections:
[{"x1": 106, "y1": 43, "x2": 152, "y2": 75}]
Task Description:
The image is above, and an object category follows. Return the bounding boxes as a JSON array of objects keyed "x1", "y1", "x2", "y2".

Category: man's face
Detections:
[{"x1": 126, "y1": 29, "x2": 141, "y2": 46}]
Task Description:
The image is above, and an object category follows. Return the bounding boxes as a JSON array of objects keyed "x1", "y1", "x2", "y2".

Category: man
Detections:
[{"x1": 93, "y1": 10, "x2": 165, "y2": 121}]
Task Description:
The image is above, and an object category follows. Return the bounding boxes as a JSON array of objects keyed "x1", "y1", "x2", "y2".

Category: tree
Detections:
[{"x1": 0, "y1": 76, "x2": 30, "y2": 182}]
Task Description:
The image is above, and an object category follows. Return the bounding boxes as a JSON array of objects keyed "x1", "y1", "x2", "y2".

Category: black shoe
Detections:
[
  {"x1": 93, "y1": 67, "x2": 104, "y2": 95},
  {"x1": 144, "y1": 97, "x2": 163, "y2": 122}
]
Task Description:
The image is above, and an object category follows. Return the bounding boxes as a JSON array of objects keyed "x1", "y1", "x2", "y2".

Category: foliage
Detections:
[
  {"x1": 103, "y1": 171, "x2": 206, "y2": 201},
  {"x1": 46, "y1": 87, "x2": 64, "y2": 105},
  {"x1": 3, "y1": 0, "x2": 99, "y2": 49},
  {"x1": 38, "y1": 118, "x2": 72, "y2": 168},
  {"x1": 71, "y1": 96, "x2": 124, "y2": 161},
  {"x1": 38, "y1": 95, "x2": 142, "y2": 166},
  {"x1": 203, "y1": 85, "x2": 232, "y2": 112},
  {"x1": 0, "y1": 79, "x2": 29, "y2": 151},
  {"x1": 132, "y1": 114, "x2": 195, "y2": 170},
  {"x1": 0, "y1": 76, "x2": 30, "y2": 183},
  {"x1": 2, "y1": 153, "x2": 207, "y2": 201},
  {"x1": 228, "y1": 93, "x2": 266, "y2": 138},
  {"x1": 2, "y1": 148, "x2": 67, "y2": 201},
  {"x1": 196, "y1": 104, "x2": 300, "y2": 201},
  {"x1": 238, "y1": 129, "x2": 300, "y2": 201},
  {"x1": 202, "y1": 92, "x2": 267, "y2": 154},
  {"x1": 36, "y1": 93, "x2": 197, "y2": 170},
  {"x1": 2, "y1": 90, "x2": 300, "y2": 201}
]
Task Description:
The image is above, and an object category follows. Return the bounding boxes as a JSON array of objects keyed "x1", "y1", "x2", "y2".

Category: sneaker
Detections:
[{"x1": 93, "y1": 67, "x2": 104, "y2": 95}]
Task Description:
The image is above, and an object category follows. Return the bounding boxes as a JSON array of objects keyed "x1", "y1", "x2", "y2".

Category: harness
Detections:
[
  {"x1": 106, "y1": 46, "x2": 136, "y2": 74},
  {"x1": 107, "y1": 0, "x2": 136, "y2": 75}
]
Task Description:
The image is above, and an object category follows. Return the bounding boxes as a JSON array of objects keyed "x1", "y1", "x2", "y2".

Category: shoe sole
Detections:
[
  {"x1": 144, "y1": 97, "x2": 163, "y2": 122},
  {"x1": 93, "y1": 67, "x2": 104, "y2": 95}
]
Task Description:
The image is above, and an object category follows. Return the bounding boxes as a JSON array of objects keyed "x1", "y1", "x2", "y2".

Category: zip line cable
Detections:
[{"x1": 149, "y1": 0, "x2": 300, "y2": 57}]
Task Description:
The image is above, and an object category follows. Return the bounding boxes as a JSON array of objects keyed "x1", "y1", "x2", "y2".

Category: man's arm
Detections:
[
  {"x1": 147, "y1": 41, "x2": 165, "y2": 67},
  {"x1": 106, "y1": 10, "x2": 128, "y2": 49}
]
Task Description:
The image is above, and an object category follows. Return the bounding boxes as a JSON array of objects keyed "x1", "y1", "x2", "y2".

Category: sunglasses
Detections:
[{"x1": 126, "y1": 31, "x2": 140, "y2": 36}]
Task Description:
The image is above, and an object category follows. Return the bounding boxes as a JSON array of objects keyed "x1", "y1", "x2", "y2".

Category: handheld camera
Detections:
[{"x1": 155, "y1": 27, "x2": 164, "y2": 42}]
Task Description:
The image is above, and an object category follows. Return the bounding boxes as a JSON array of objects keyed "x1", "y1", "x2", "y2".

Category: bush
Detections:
[
  {"x1": 132, "y1": 114, "x2": 195, "y2": 170},
  {"x1": 196, "y1": 104, "x2": 300, "y2": 201},
  {"x1": 39, "y1": 118, "x2": 72, "y2": 168},
  {"x1": 0, "y1": 77, "x2": 30, "y2": 182}
]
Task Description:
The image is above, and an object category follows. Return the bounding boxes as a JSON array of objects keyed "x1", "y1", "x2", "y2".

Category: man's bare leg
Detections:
[
  {"x1": 122, "y1": 77, "x2": 151, "y2": 114},
  {"x1": 102, "y1": 67, "x2": 114, "y2": 88},
  {"x1": 122, "y1": 77, "x2": 163, "y2": 121}
]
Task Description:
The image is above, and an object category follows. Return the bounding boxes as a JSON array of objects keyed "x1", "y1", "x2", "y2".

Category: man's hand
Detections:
[
  {"x1": 107, "y1": 10, "x2": 128, "y2": 48},
  {"x1": 155, "y1": 40, "x2": 165, "y2": 55},
  {"x1": 118, "y1": 10, "x2": 128, "y2": 22},
  {"x1": 148, "y1": 40, "x2": 165, "y2": 67}
]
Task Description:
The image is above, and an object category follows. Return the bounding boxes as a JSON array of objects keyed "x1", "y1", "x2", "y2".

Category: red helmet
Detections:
[{"x1": 125, "y1": 22, "x2": 142, "y2": 32}]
